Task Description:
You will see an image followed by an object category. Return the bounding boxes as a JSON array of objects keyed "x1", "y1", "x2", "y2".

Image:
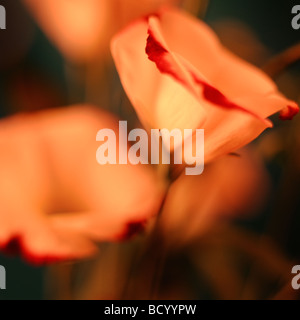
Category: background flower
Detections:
[
  {"x1": 0, "y1": 106, "x2": 162, "y2": 264},
  {"x1": 160, "y1": 148, "x2": 270, "y2": 245},
  {"x1": 23, "y1": 0, "x2": 179, "y2": 63}
]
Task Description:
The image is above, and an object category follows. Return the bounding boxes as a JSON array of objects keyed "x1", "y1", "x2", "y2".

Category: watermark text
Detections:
[
  {"x1": 292, "y1": 5, "x2": 300, "y2": 30},
  {"x1": 292, "y1": 265, "x2": 300, "y2": 290},
  {"x1": 0, "y1": 265, "x2": 6, "y2": 290},
  {"x1": 96, "y1": 121, "x2": 204, "y2": 176},
  {"x1": 0, "y1": 5, "x2": 6, "y2": 30}
]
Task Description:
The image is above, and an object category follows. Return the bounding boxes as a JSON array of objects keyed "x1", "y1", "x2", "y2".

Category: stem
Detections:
[
  {"x1": 85, "y1": 60, "x2": 111, "y2": 107},
  {"x1": 262, "y1": 43, "x2": 300, "y2": 78},
  {"x1": 122, "y1": 167, "x2": 174, "y2": 299},
  {"x1": 46, "y1": 264, "x2": 74, "y2": 300},
  {"x1": 64, "y1": 62, "x2": 85, "y2": 105}
]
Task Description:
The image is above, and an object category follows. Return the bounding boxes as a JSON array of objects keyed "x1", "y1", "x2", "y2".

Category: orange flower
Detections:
[
  {"x1": 0, "y1": 106, "x2": 162, "y2": 264},
  {"x1": 111, "y1": 6, "x2": 299, "y2": 163},
  {"x1": 23, "y1": 0, "x2": 178, "y2": 63},
  {"x1": 160, "y1": 148, "x2": 270, "y2": 245}
]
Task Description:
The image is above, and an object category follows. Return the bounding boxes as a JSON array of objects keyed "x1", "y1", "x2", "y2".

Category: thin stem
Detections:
[
  {"x1": 85, "y1": 60, "x2": 111, "y2": 107},
  {"x1": 263, "y1": 43, "x2": 300, "y2": 78},
  {"x1": 122, "y1": 167, "x2": 174, "y2": 299},
  {"x1": 46, "y1": 264, "x2": 74, "y2": 300},
  {"x1": 64, "y1": 62, "x2": 85, "y2": 105}
]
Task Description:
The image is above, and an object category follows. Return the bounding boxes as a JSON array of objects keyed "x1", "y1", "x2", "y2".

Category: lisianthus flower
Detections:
[
  {"x1": 0, "y1": 106, "x2": 162, "y2": 264},
  {"x1": 23, "y1": 0, "x2": 178, "y2": 63},
  {"x1": 111, "y1": 6, "x2": 299, "y2": 163},
  {"x1": 160, "y1": 148, "x2": 270, "y2": 245}
]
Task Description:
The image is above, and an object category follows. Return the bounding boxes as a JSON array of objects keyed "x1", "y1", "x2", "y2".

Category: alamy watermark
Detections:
[
  {"x1": 0, "y1": 5, "x2": 6, "y2": 30},
  {"x1": 0, "y1": 265, "x2": 6, "y2": 290},
  {"x1": 292, "y1": 265, "x2": 300, "y2": 290},
  {"x1": 292, "y1": 5, "x2": 300, "y2": 30},
  {"x1": 96, "y1": 121, "x2": 204, "y2": 176}
]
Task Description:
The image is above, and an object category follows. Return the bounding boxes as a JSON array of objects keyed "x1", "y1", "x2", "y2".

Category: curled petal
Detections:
[
  {"x1": 111, "y1": 19, "x2": 207, "y2": 133},
  {"x1": 146, "y1": 16, "x2": 270, "y2": 126},
  {"x1": 279, "y1": 103, "x2": 299, "y2": 120},
  {"x1": 112, "y1": 6, "x2": 299, "y2": 162}
]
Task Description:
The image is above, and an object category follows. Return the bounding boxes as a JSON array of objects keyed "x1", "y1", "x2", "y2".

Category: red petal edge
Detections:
[
  {"x1": 118, "y1": 221, "x2": 147, "y2": 240},
  {"x1": 146, "y1": 26, "x2": 271, "y2": 127},
  {"x1": 0, "y1": 236, "x2": 78, "y2": 266},
  {"x1": 146, "y1": 30, "x2": 185, "y2": 85},
  {"x1": 279, "y1": 104, "x2": 299, "y2": 120}
]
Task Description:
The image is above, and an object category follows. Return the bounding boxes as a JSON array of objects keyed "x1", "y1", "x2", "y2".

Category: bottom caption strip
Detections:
[{"x1": 104, "y1": 304, "x2": 197, "y2": 318}]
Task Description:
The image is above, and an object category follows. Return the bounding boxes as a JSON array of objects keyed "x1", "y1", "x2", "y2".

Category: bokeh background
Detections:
[{"x1": 0, "y1": 0, "x2": 299, "y2": 300}]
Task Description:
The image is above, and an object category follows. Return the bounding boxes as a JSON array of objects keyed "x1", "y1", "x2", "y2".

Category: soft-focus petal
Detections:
[
  {"x1": 23, "y1": 0, "x2": 110, "y2": 62},
  {"x1": 23, "y1": 0, "x2": 178, "y2": 63},
  {"x1": 161, "y1": 148, "x2": 270, "y2": 245},
  {"x1": 0, "y1": 106, "x2": 162, "y2": 264}
]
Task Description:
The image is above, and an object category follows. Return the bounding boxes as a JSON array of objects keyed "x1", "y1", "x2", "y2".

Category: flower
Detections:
[
  {"x1": 160, "y1": 148, "x2": 270, "y2": 245},
  {"x1": 111, "y1": 6, "x2": 299, "y2": 163},
  {"x1": 23, "y1": 0, "x2": 178, "y2": 63},
  {"x1": 0, "y1": 106, "x2": 162, "y2": 264}
]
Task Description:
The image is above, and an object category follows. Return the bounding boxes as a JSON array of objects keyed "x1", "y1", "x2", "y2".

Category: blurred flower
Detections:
[
  {"x1": 23, "y1": 0, "x2": 179, "y2": 63},
  {"x1": 160, "y1": 148, "x2": 270, "y2": 245},
  {"x1": 111, "y1": 6, "x2": 299, "y2": 162},
  {"x1": 0, "y1": 106, "x2": 162, "y2": 264}
]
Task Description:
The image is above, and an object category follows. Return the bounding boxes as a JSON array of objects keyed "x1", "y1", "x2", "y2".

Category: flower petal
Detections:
[
  {"x1": 23, "y1": 0, "x2": 111, "y2": 62},
  {"x1": 111, "y1": 19, "x2": 207, "y2": 133},
  {"x1": 279, "y1": 103, "x2": 299, "y2": 120},
  {"x1": 150, "y1": 7, "x2": 278, "y2": 98},
  {"x1": 145, "y1": 11, "x2": 288, "y2": 126},
  {"x1": 0, "y1": 106, "x2": 162, "y2": 264},
  {"x1": 112, "y1": 6, "x2": 299, "y2": 163},
  {"x1": 202, "y1": 94, "x2": 298, "y2": 162},
  {"x1": 23, "y1": 0, "x2": 178, "y2": 63}
]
